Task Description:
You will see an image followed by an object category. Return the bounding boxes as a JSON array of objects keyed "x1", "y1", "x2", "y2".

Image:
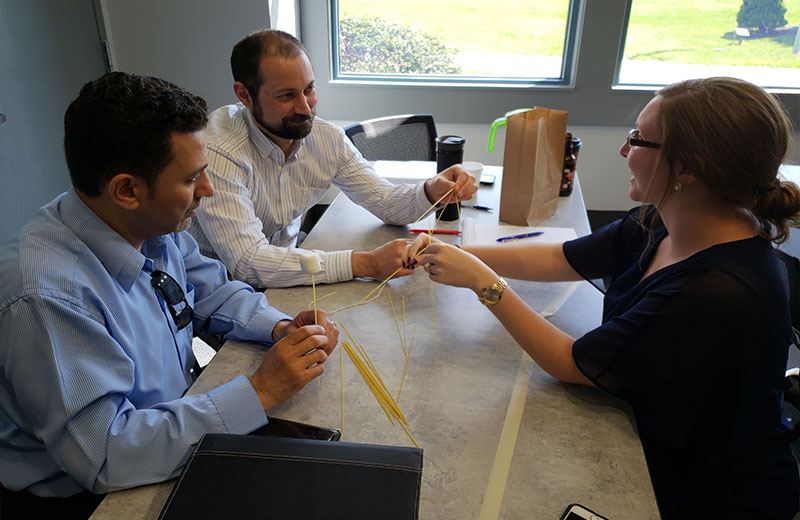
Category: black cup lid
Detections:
[{"x1": 436, "y1": 135, "x2": 465, "y2": 151}]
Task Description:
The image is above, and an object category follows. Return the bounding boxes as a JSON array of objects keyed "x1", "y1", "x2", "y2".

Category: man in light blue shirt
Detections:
[{"x1": 0, "y1": 72, "x2": 337, "y2": 516}]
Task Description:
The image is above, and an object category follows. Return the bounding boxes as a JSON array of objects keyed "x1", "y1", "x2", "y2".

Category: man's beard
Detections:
[{"x1": 252, "y1": 104, "x2": 315, "y2": 140}]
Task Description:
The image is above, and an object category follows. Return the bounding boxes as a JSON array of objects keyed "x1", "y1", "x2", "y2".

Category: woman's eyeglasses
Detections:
[
  {"x1": 627, "y1": 128, "x2": 661, "y2": 149},
  {"x1": 150, "y1": 270, "x2": 194, "y2": 330}
]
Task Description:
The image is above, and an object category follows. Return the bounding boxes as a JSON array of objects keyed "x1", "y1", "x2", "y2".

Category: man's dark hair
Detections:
[
  {"x1": 230, "y1": 29, "x2": 308, "y2": 102},
  {"x1": 64, "y1": 71, "x2": 208, "y2": 197}
]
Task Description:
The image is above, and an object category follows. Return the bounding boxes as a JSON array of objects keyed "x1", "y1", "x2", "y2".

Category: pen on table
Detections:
[
  {"x1": 408, "y1": 229, "x2": 461, "y2": 235},
  {"x1": 496, "y1": 231, "x2": 544, "y2": 242},
  {"x1": 460, "y1": 204, "x2": 493, "y2": 212}
]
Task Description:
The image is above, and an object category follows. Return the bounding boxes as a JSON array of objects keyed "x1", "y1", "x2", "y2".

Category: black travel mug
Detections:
[{"x1": 434, "y1": 135, "x2": 465, "y2": 221}]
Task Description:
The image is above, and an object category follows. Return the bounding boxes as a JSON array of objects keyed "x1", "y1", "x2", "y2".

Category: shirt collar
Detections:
[
  {"x1": 243, "y1": 107, "x2": 307, "y2": 163},
  {"x1": 60, "y1": 188, "x2": 159, "y2": 291}
]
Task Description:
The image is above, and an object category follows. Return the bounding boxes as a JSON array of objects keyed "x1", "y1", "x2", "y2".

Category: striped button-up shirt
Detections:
[{"x1": 188, "y1": 104, "x2": 432, "y2": 288}]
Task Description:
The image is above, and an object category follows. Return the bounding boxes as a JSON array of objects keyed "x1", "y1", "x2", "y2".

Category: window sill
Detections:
[{"x1": 329, "y1": 78, "x2": 575, "y2": 90}]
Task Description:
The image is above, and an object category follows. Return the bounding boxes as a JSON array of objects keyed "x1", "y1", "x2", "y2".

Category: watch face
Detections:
[
  {"x1": 481, "y1": 278, "x2": 506, "y2": 304},
  {"x1": 484, "y1": 286, "x2": 501, "y2": 301}
]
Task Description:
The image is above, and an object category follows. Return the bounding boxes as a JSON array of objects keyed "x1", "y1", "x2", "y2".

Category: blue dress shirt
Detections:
[{"x1": 0, "y1": 189, "x2": 290, "y2": 496}]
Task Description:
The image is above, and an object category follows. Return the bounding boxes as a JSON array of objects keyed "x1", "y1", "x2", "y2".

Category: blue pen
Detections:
[
  {"x1": 496, "y1": 231, "x2": 544, "y2": 242},
  {"x1": 461, "y1": 204, "x2": 493, "y2": 212}
]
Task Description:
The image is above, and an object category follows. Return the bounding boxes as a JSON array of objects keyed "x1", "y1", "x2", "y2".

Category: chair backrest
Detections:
[
  {"x1": 776, "y1": 249, "x2": 800, "y2": 351},
  {"x1": 344, "y1": 114, "x2": 437, "y2": 162},
  {"x1": 775, "y1": 249, "x2": 800, "y2": 447}
]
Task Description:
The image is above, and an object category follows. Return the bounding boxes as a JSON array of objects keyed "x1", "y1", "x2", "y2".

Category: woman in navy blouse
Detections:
[{"x1": 406, "y1": 77, "x2": 800, "y2": 519}]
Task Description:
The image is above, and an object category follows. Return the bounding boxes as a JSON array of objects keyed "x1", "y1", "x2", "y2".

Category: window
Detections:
[
  {"x1": 617, "y1": 0, "x2": 800, "y2": 90},
  {"x1": 330, "y1": 0, "x2": 581, "y2": 85}
]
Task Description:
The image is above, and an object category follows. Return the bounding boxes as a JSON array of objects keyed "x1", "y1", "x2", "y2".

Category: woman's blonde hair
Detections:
[{"x1": 646, "y1": 77, "x2": 799, "y2": 243}]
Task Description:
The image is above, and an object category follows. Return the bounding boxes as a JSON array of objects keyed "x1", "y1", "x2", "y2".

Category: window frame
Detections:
[
  {"x1": 328, "y1": 0, "x2": 584, "y2": 87},
  {"x1": 298, "y1": 0, "x2": 799, "y2": 128}
]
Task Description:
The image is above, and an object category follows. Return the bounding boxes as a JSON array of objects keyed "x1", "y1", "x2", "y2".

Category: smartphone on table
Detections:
[{"x1": 560, "y1": 503, "x2": 609, "y2": 520}]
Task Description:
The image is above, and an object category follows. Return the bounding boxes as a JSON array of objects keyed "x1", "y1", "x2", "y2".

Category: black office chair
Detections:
[
  {"x1": 778, "y1": 249, "x2": 800, "y2": 360},
  {"x1": 344, "y1": 114, "x2": 437, "y2": 161},
  {"x1": 775, "y1": 249, "x2": 800, "y2": 454}
]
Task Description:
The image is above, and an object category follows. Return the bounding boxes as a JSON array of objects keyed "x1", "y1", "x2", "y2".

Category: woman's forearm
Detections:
[{"x1": 463, "y1": 242, "x2": 582, "y2": 282}]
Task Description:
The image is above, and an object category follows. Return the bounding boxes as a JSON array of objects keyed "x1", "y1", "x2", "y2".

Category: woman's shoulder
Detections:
[{"x1": 697, "y1": 237, "x2": 783, "y2": 298}]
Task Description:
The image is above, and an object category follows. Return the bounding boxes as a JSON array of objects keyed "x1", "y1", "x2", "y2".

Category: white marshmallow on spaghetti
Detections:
[{"x1": 300, "y1": 252, "x2": 321, "y2": 274}]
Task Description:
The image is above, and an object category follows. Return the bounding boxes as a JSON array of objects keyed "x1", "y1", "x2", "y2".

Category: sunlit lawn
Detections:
[
  {"x1": 339, "y1": 0, "x2": 800, "y2": 68},
  {"x1": 625, "y1": 0, "x2": 800, "y2": 67},
  {"x1": 339, "y1": 0, "x2": 570, "y2": 56}
]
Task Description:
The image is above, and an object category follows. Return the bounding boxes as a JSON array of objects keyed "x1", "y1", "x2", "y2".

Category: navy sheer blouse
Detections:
[{"x1": 563, "y1": 207, "x2": 799, "y2": 519}]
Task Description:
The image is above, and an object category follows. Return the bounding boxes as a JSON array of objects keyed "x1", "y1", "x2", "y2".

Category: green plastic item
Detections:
[{"x1": 487, "y1": 108, "x2": 532, "y2": 152}]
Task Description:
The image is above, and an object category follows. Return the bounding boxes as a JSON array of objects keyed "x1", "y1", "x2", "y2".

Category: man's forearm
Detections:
[{"x1": 351, "y1": 251, "x2": 372, "y2": 279}]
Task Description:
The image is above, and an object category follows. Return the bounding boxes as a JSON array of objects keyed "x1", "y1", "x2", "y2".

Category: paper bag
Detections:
[{"x1": 499, "y1": 107, "x2": 568, "y2": 226}]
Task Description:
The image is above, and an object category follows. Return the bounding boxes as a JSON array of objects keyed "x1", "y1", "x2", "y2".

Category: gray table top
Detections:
[{"x1": 91, "y1": 168, "x2": 660, "y2": 520}]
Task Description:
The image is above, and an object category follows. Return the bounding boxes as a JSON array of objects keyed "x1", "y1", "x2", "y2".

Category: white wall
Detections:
[
  {"x1": 99, "y1": 0, "x2": 271, "y2": 111},
  {"x1": 0, "y1": 0, "x2": 106, "y2": 245}
]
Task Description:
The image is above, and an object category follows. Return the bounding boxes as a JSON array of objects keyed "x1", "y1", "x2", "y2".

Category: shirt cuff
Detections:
[
  {"x1": 322, "y1": 249, "x2": 353, "y2": 283},
  {"x1": 415, "y1": 181, "x2": 436, "y2": 215},
  {"x1": 241, "y1": 307, "x2": 292, "y2": 344},
  {"x1": 206, "y1": 375, "x2": 268, "y2": 434}
]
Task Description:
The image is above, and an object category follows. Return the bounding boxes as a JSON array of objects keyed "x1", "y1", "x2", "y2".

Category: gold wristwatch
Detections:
[{"x1": 478, "y1": 278, "x2": 507, "y2": 306}]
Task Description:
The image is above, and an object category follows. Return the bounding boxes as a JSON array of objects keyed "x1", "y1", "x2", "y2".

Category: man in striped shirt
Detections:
[{"x1": 188, "y1": 29, "x2": 477, "y2": 288}]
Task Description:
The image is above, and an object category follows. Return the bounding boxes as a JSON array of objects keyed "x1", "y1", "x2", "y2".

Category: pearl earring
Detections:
[{"x1": 674, "y1": 182, "x2": 682, "y2": 192}]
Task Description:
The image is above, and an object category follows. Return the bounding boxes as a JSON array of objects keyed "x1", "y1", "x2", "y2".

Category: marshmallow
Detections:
[{"x1": 300, "y1": 252, "x2": 321, "y2": 274}]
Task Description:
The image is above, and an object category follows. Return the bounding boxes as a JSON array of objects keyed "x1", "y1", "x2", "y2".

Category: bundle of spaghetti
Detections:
[{"x1": 339, "y1": 322, "x2": 419, "y2": 448}]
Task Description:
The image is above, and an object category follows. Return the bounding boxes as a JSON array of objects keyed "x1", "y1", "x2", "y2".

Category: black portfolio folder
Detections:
[{"x1": 159, "y1": 433, "x2": 423, "y2": 519}]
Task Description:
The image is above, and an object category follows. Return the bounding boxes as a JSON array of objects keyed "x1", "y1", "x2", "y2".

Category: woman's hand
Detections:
[
  {"x1": 402, "y1": 232, "x2": 442, "y2": 269},
  {"x1": 420, "y1": 243, "x2": 498, "y2": 292},
  {"x1": 402, "y1": 233, "x2": 498, "y2": 293}
]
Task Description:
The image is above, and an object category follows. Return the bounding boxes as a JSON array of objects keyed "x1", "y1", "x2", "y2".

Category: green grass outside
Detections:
[
  {"x1": 625, "y1": 0, "x2": 800, "y2": 67},
  {"x1": 339, "y1": 0, "x2": 570, "y2": 56},
  {"x1": 339, "y1": 0, "x2": 800, "y2": 68}
]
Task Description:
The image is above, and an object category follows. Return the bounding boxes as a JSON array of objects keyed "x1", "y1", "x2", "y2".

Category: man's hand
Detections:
[
  {"x1": 352, "y1": 238, "x2": 415, "y2": 280},
  {"x1": 281, "y1": 309, "x2": 339, "y2": 355},
  {"x1": 423, "y1": 164, "x2": 478, "y2": 205},
  {"x1": 249, "y1": 325, "x2": 331, "y2": 411}
]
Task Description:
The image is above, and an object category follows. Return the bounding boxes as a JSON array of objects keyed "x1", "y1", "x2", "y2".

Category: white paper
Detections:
[
  {"x1": 461, "y1": 217, "x2": 577, "y2": 245},
  {"x1": 372, "y1": 160, "x2": 437, "y2": 183}
]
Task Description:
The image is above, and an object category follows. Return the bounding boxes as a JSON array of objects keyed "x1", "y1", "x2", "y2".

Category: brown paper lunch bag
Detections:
[{"x1": 498, "y1": 107, "x2": 568, "y2": 226}]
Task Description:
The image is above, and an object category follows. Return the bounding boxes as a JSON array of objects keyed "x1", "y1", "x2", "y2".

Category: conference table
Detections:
[{"x1": 91, "y1": 167, "x2": 660, "y2": 519}]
